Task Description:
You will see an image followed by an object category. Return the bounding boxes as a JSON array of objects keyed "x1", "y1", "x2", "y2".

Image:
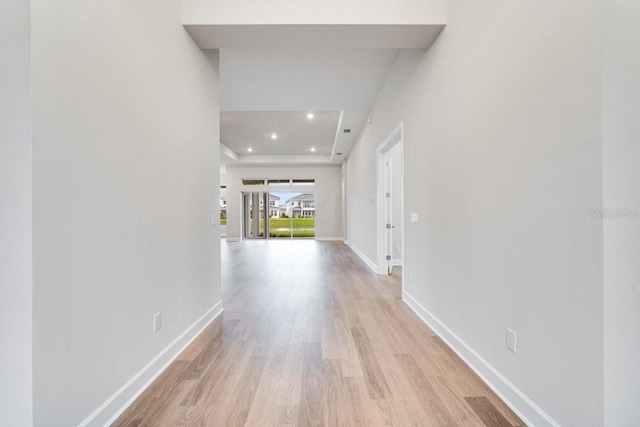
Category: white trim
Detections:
[
  {"x1": 402, "y1": 291, "x2": 560, "y2": 427},
  {"x1": 78, "y1": 301, "x2": 224, "y2": 427},
  {"x1": 330, "y1": 110, "x2": 345, "y2": 160},
  {"x1": 233, "y1": 154, "x2": 335, "y2": 165},
  {"x1": 344, "y1": 240, "x2": 377, "y2": 273},
  {"x1": 220, "y1": 143, "x2": 239, "y2": 161},
  {"x1": 238, "y1": 185, "x2": 317, "y2": 193},
  {"x1": 315, "y1": 237, "x2": 345, "y2": 242},
  {"x1": 392, "y1": 259, "x2": 403, "y2": 266},
  {"x1": 225, "y1": 237, "x2": 241, "y2": 242}
]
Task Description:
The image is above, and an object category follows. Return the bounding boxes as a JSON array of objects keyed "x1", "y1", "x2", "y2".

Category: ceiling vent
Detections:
[{"x1": 343, "y1": 129, "x2": 351, "y2": 133}]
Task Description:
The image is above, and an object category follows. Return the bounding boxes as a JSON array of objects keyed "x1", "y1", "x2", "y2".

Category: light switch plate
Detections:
[
  {"x1": 506, "y1": 328, "x2": 517, "y2": 353},
  {"x1": 410, "y1": 213, "x2": 419, "y2": 224},
  {"x1": 153, "y1": 312, "x2": 162, "y2": 332}
]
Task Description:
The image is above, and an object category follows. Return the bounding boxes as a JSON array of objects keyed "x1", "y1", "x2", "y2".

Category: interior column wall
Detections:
[
  {"x1": 0, "y1": 0, "x2": 33, "y2": 424},
  {"x1": 31, "y1": 1, "x2": 221, "y2": 425},
  {"x1": 603, "y1": 1, "x2": 640, "y2": 425},
  {"x1": 345, "y1": 1, "x2": 602, "y2": 425}
]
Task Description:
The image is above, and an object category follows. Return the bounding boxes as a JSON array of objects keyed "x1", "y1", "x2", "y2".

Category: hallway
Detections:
[{"x1": 113, "y1": 241, "x2": 524, "y2": 426}]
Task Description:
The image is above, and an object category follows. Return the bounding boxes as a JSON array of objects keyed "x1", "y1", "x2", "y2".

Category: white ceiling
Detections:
[
  {"x1": 219, "y1": 48, "x2": 400, "y2": 165},
  {"x1": 183, "y1": 17, "x2": 446, "y2": 168},
  {"x1": 221, "y1": 111, "x2": 340, "y2": 157}
]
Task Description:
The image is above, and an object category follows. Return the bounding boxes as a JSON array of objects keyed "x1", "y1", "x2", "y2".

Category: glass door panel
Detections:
[
  {"x1": 268, "y1": 192, "x2": 315, "y2": 239},
  {"x1": 243, "y1": 192, "x2": 268, "y2": 239}
]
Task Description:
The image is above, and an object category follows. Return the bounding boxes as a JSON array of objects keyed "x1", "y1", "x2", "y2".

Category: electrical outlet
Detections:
[
  {"x1": 153, "y1": 312, "x2": 162, "y2": 332},
  {"x1": 506, "y1": 328, "x2": 517, "y2": 353}
]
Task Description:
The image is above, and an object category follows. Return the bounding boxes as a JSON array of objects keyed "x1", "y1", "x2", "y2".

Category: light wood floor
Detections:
[{"x1": 113, "y1": 240, "x2": 525, "y2": 426}]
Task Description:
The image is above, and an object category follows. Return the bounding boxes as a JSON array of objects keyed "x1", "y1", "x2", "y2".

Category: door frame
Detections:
[{"x1": 376, "y1": 122, "x2": 404, "y2": 280}]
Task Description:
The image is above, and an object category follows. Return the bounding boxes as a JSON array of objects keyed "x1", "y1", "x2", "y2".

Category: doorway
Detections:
[{"x1": 377, "y1": 123, "x2": 404, "y2": 277}]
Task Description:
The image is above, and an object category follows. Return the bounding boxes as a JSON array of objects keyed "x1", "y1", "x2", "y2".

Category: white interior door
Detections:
[
  {"x1": 377, "y1": 122, "x2": 403, "y2": 278},
  {"x1": 384, "y1": 153, "x2": 394, "y2": 275}
]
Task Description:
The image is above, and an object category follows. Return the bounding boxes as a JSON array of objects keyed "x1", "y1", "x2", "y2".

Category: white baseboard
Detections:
[
  {"x1": 392, "y1": 259, "x2": 403, "y2": 266},
  {"x1": 344, "y1": 240, "x2": 377, "y2": 273},
  {"x1": 402, "y1": 291, "x2": 560, "y2": 427},
  {"x1": 78, "y1": 300, "x2": 224, "y2": 427},
  {"x1": 315, "y1": 237, "x2": 345, "y2": 242}
]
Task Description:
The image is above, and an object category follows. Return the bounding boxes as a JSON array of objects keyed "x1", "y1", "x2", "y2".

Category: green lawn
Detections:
[
  {"x1": 267, "y1": 218, "x2": 315, "y2": 238},
  {"x1": 268, "y1": 218, "x2": 315, "y2": 228},
  {"x1": 269, "y1": 229, "x2": 315, "y2": 238},
  {"x1": 231, "y1": 218, "x2": 315, "y2": 238}
]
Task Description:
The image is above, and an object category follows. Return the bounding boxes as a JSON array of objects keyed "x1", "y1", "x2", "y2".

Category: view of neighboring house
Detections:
[
  {"x1": 224, "y1": 193, "x2": 284, "y2": 219},
  {"x1": 236, "y1": 193, "x2": 317, "y2": 219},
  {"x1": 285, "y1": 193, "x2": 315, "y2": 218},
  {"x1": 278, "y1": 204, "x2": 287, "y2": 218},
  {"x1": 255, "y1": 194, "x2": 280, "y2": 218},
  {"x1": 265, "y1": 194, "x2": 280, "y2": 218}
]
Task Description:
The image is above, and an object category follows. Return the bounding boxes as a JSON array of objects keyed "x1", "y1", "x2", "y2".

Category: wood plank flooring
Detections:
[{"x1": 113, "y1": 240, "x2": 525, "y2": 426}]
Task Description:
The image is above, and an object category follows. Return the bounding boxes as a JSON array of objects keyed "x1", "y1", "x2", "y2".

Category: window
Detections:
[
  {"x1": 242, "y1": 179, "x2": 265, "y2": 185},
  {"x1": 292, "y1": 179, "x2": 315, "y2": 186},
  {"x1": 242, "y1": 178, "x2": 315, "y2": 187}
]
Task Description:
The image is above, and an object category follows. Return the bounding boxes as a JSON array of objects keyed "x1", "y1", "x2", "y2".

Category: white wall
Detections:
[
  {"x1": 30, "y1": 1, "x2": 221, "y2": 425},
  {"x1": 345, "y1": 140, "x2": 378, "y2": 262},
  {"x1": 603, "y1": 1, "x2": 640, "y2": 425},
  {"x1": 346, "y1": 1, "x2": 602, "y2": 426},
  {"x1": 183, "y1": 0, "x2": 445, "y2": 25},
  {"x1": 0, "y1": 0, "x2": 33, "y2": 424},
  {"x1": 225, "y1": 165, "x2": 343, "y2": 240}
]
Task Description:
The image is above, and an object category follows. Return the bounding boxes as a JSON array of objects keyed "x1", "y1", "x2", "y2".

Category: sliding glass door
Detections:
[
  {"x1": 242, "y1": 191, "x2": 316, "y2": 240},
  {"x1": 269, "y1": 192, "x2": 315, "y2": 239}
]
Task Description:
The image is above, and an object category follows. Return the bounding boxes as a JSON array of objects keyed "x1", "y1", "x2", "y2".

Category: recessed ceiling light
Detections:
[
  {"x1": 271, "y1": 133, "x2": 277, "y2": 140},
  {"x1": 247, "y1": 147, "x2": 253, "y2": 152},
  {"x1": 310, "y1": 147, "x2": 316, "y2": 152},
  {"x1": 306, "y1": 113, "x2": 314, "y2": 119}
]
